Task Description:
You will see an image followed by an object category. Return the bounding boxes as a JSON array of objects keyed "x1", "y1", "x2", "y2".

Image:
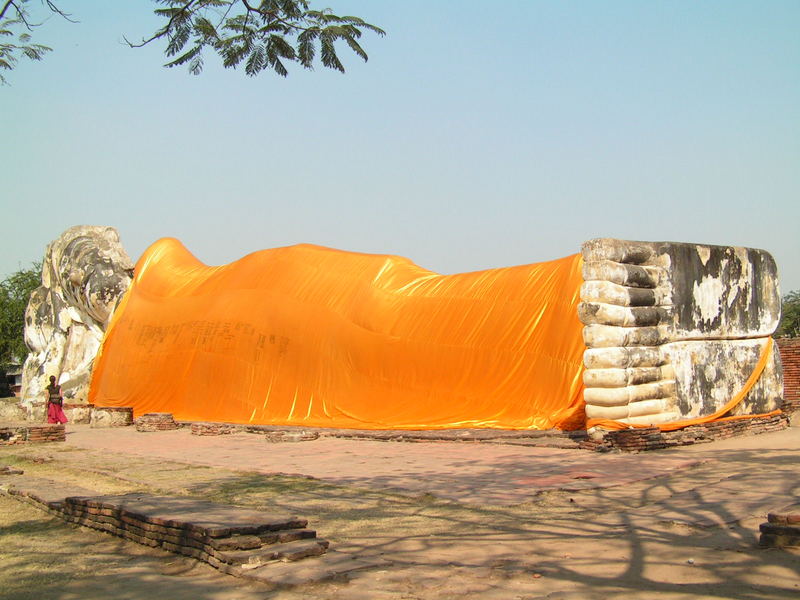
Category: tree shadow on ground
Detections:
[
  {"x1": 169, "y1": 445, "x2": 800, "y2": 598},
  {"x1": 2, "y1": 442, "x2": 799, "y2": 599}
]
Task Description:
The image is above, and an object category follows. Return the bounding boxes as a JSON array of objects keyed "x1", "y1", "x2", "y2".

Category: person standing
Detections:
[{"x1": 45, "y1": 375, "x2": 68, "y2": 424}]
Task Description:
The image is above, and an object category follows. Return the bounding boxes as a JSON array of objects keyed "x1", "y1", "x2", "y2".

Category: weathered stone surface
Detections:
[
  {"x1": 4, "y1": 476, "x2": 97, "y2": 505},
  {"x1": 581, "y1": 239, "x2": 781, "y2": 337},
  {"x1": 90, "y1": 406, "x2": 134, "y2": 428},
  {"x1": 580, "y1": 238, "x2": 783, "y2": 426},
  {"x1": 207, "y1": 534, "x2": 265, "y2": 551},
  {"x1": 0, "y1": 400, "x2": 26, "y2": 421},
  {"x1": 21, "y1": 226, "x2": 133, "y2": 411},
  {"x1": 64, "y1": 403, "x2": 94, "y2": 424},
  {"x1": 664, "y1": 339, "x2": 783, "y2": 418},
  {"x1": 219, "y1": 539, "x2": 329, "y2": 567}
]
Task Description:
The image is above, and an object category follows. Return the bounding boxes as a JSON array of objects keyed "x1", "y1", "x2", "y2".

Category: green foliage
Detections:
[
  {"x1": 0, "y1": 262, "x2": 41, "y2": 368},
  {"x1": 777, "y1": 289, "x2": 800, "y2": 338},
  {"x1": 140, "y1": 0, "x2": 385, "y2": 77},
  {"x1": 0, "y1": 1, "x2": 384, "y2": 84},
  {"x1": 0, "y1": 0, "x2": 53, "y2": 85}
]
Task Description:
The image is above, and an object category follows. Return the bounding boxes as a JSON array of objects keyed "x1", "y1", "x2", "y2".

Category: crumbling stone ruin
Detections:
[
  {"x1": 89, "y1": 406, "x2": 134, "y2": 428},
  {"x1": 21, "y1": 226, "x2": 133, "y2": 410}
]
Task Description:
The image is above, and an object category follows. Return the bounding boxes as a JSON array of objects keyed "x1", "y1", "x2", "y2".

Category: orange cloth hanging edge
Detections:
[
  {"x1": 586, "y1": 337, "x2": 779, "y2": 432},
  {"x1": 88, "y1": 238, "x2": 588, "y2": 431}
]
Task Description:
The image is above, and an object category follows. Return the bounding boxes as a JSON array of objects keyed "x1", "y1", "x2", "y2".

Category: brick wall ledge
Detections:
[
  {"x1": 0, "y1": 424, "x2": 65, "y2": 445},
  {"x1": 0, "y1": 477, "x2": 382, "y2": 585}
]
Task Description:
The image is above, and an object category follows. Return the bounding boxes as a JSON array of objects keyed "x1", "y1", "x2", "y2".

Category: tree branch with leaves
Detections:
[
  {"x1": 129, "y1": 0, "x2": 385, "y2": 77},
  {"x1": 0, "y1": 0, "x2": 384, "y2": 84},
  {"x1": 0, "y1": 0, "x2": 53, "y2": 84}
]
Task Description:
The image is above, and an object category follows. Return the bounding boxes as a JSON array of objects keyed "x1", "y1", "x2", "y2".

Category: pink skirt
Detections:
[{"x1": 47, "y1": 402, "x2": 68, "y2": 424}]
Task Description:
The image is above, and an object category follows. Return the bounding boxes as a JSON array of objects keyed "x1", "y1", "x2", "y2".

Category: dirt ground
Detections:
[{"x1": 1, "y1": 425, "x2": 798, "y2": 599}]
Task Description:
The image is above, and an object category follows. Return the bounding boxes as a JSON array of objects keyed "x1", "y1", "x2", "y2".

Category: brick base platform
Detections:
[
  {"x1": 171, "y1": 411, "x2": 792, "y2": 452},
  {"x1": 760, "y1": 508, "x2": 800, "y2": 548},
  {"x1": 238, "y1": 425, "x2": 589, "y2": 449},
  {"x1": 135, "y1": 413, "x2": 179, "y2": 432},
  {"x1": 0, "y1": 424, "x2": 65, "y2": 445},
  {"x1": 191, "y1": 422, "x2": 236, "y2": 436},
  {"x1": 264, "y1": 431, "x2": 320, "y2": 443},
  {"x1": 5, "y1": 483, "x2": 330, "y2": 575},
  {"x1": 585, "y1": 413, "x2": 790, "y2": 452},
  {"x1": 59, "y1": 494, "x2": 329, "y2": 571}
]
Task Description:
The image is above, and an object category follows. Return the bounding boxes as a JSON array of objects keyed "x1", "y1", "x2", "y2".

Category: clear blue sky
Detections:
[{"x1": 2, "y1": 1, "x2": 798, "y2": 292}]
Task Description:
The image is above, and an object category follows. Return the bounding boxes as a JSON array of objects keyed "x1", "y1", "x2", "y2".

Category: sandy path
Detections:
[
  {"x1": 65, "y1": 425, "x2": 707, "y2": 504},
  {"x1": 1, "y1": 425, "x2": 798, "y2": 599}
]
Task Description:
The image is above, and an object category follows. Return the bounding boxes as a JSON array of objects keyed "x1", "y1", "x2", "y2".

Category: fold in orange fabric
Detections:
[{"x1": 89, "y1": 239, "x2": 586, "y2": 430}]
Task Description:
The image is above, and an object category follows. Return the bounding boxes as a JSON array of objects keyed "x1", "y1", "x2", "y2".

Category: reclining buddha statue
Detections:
[{"x1": 21, "y1": 227, "x2": 784, "y2": 431}]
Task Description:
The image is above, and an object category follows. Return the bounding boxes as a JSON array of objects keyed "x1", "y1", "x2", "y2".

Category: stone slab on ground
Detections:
[
  {"x1": 234, "y1": 549, "x2": 391, "y2": 586},
  {"x1": 0, "y1": 478, "x2": 390, "y2": 587},
  {"x1": 64, "y1": 492, "x2": 309, "y2": 537},
  {"x1": 767, "y1": 503, "x2": 800, "y2": 524},
  {"x1": 220, "y1": 538, "x2": 330, "y2": 568},
  {"x1": 1, "y1": 474, "x2": 99, "y2": 507}
]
